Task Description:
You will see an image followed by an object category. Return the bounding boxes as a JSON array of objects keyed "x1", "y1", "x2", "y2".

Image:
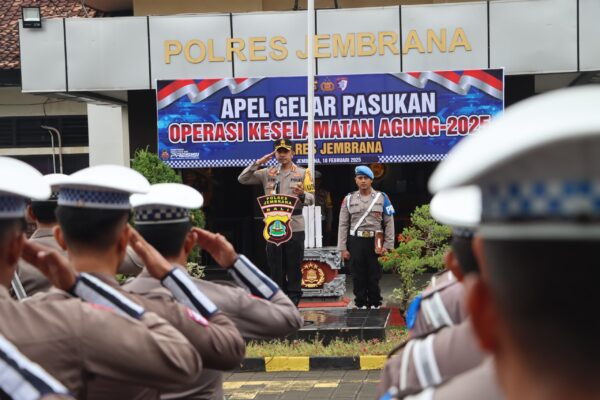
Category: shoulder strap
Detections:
[{"x1": 350, "y1": 192, "x2": 382, "y2": 236}]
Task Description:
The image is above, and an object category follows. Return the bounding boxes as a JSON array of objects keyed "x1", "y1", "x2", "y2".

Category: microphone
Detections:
[{"x1": 272, "y1": 164, "x2": 281, "y2": 195}]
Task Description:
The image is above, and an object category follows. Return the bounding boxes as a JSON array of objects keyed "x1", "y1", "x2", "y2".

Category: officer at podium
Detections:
[{"x1": 238, "y1": 139, "x2": 314, "y2": 306}]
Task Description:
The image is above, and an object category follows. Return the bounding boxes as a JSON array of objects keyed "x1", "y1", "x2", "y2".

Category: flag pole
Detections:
[{"x1": 307, "y1": 0, "x2": 315, "y2": 180}]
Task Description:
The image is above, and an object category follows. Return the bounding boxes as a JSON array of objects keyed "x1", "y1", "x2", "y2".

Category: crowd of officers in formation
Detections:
[
  {"x1": 1, "y1": 85, "x2": 599, "y2": 400},
  {"x1": 377, "y1": 86, "x2": 600, "y2": 400}
]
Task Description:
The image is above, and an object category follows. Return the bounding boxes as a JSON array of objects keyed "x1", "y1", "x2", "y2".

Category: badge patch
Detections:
[
  {"x1": 186, "y1": 307, "x2": 209, "y2": 326},
  {"x1": 257, "y1": 194, "x2": 298, "y2": 246}
]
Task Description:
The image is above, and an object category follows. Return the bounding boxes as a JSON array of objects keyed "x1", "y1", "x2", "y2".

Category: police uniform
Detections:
[
  {"x1": 16, "y1": 227, "x2": 58, "y2": 296},
  {"x1": 124, "y1": 183, "x2": 303, "y2": 399},
  {"x1": 378, "y1": 186, "x2": 485, "y2": 399},
  {"x1": 0, "y1": 157, "x2": 202, "y2": 397},
  {"x1": 377, "y1": 319, "x2": 484, "y2": 397},
  {"x1": 399, "y1": 358, "x2": 504, "y2": 400},
  {"x1": 0, "y1": 333, "x2": 72, "y2": 399},
  {"x1": 424, "y1": 270, "x2": 456, "y2": 292},
  {"x1": 407, "y1": 279, "x2": 466, "y2": 338},
  {"x1": 16, "y1": 174, "x2": 68, "y2": 297},
  {"x1": 27, "y1": 166, "x2": 245, "y2": 400},
  {"x1": 427, "y1": 88, "x2": 600, "y2": 399},
  {"x1": 117, "y1": 245, "x2": 145, "y2": 276},
  {"x1": 238, "y1": 139, "x2": 315, "y2": 306},
  {"x1": 338, "y1": 166, "x2": 395, "y2": 308}
]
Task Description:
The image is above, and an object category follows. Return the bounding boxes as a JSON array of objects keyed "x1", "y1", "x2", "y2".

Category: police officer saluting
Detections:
[
  {"x1": 338, "y1": 166, "x2": 395, "y2": 309},
  {"x1": 124, "y1": 182, "x2": 302, "y2": 399},
  {"x1": 238, "y1": 138, "x2": 314, "y2": 306}
]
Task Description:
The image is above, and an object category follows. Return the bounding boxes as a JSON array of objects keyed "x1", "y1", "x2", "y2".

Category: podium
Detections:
[{"x1": 300, "y1": 206, "x2": 346, "y2": 300}]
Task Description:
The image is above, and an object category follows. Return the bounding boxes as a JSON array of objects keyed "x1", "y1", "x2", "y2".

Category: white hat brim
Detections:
[
  {"x1": 430, "y1": 186, "x2": 481, "y2": 228},
  {"x1": 0, "y1": 157, "x2": 50, "y2": 200},
  {"x1": 60, "y1": 165, "x2": 150, "y2": 194},
  {"x1": 130, "y1": 183, "x2": 203, "y2": 209}
]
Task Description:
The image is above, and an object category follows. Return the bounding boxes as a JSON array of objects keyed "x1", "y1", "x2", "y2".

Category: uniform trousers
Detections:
[
  {"x1": 266, "y1": 231, "x2": 305, "y2": 306},
  {"x1": 348, "y1": 235, "x2": 382, "y2": 307}
]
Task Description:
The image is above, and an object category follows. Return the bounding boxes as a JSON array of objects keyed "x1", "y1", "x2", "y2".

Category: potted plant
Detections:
[{"x1": 378, "y1": 204, "x2": 451, "y2": 312}]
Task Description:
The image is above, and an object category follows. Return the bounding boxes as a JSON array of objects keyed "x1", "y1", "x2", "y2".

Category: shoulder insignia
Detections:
[
  {"x1": 186, "y1": 307, "x2": 209, "y2": 326},
  {"x1": 382, "y1": 193, "x2": 395, "y2": 216}
]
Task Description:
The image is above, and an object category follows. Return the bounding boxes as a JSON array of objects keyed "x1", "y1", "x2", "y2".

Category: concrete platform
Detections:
[{"x1": 290, "y1": 308, "x2": 391, "y2": 345}]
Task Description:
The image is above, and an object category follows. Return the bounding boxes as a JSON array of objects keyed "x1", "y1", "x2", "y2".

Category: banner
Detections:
[{"x1": 156, "y1": 70, "x2": 503, "y2": 168}]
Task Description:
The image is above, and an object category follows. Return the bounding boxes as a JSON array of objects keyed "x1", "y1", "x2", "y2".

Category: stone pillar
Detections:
[{"x1": 87, "y1": 104, "x2": 130, "y2": 167}]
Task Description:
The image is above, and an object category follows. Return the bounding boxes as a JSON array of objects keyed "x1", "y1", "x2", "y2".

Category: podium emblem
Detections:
[{"x1": 257, "y1": 194, "x2": 298, "y2": 246}]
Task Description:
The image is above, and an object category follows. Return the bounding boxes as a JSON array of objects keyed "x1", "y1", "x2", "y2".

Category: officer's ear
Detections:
[
  {"x1": 444, "y1": 250, "x2": 464, "y2": 281},
  {"x1": 467, "y1": 236, "x2": 500, "y2": 354},
  {"x1": 26, "y1": 205, "x2": 37, "y2": 223},
  {"x1": 116, "y1": 224, "x2": 131, "y2": 256},
  {"x1": 53, "y1": 226, "x2": 68, "y2": 251}
]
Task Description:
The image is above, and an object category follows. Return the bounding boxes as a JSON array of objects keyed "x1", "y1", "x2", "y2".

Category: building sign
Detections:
[
  {"x1": 156, "y1": 69, "x2": 504, "y2": 168},
  {"x1": 163, "y1": 28, "x2": 472, "y2": 64}
]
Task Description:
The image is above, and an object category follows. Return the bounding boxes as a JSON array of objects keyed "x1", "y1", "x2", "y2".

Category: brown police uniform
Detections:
[
  {"x1": 378, "y1": 319, "x2": 484, "y2": 397},
  {"x1": 29, "y1": 273, "x2": 245, "y2": 400},
  {"x1": 238, "y1": 161, "x2": 314, "y2": 305},
  {"x1": 338, "y1": 190, "x2": 395, "y2": 307},
  {"x1": 424, "y1": 270, "x2": 456, "y2": 292},
  {"x1": 117, "y1": 245, "x2": 145, "y2": 276},
  {"x1": 16, "y1": 228, "x2": 62, "y2": 296},
  {"x1": 0, "y1": 285, "x2": 202, "y2": 398},
  {"x1": 125, "y1": 265, "x2": 303, "y2": 400},
  {"x1": 409, "y1": 280, "x2": 467, "y2": 338},
  {"x1": 401, "y1": 358, "x2": 504, "y2": 400}
]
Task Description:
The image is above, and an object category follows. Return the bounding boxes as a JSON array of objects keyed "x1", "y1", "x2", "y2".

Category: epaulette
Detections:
[
  {"x1": 387, "y1": 324, "x2": 446, "y2": 357},
  {"x1": 421, "y1": 278, "x2": 459, "y2": 300}
]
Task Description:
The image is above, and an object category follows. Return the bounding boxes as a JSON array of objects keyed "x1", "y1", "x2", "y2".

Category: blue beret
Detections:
[{"x1": 355, "y1": 166, "x2": 374, "y2": 180}]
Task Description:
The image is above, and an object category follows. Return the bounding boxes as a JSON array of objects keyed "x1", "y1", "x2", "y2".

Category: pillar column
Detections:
[{"x1": 87, "y1": 104, "x2": 130, "y2": 166}]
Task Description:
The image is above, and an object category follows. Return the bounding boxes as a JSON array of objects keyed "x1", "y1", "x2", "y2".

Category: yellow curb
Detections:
[
  {"x1": 360, "y1": 355, "x2": 387, "y2": 370},
  {"x1": 264, "y1": 356, "x2": 310, "y2": 372}
]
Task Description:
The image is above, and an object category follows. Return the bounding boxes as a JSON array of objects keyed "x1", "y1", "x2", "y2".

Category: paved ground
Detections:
[{"x1": 223, "y1": 370, "x2": 381, "y2": 399}]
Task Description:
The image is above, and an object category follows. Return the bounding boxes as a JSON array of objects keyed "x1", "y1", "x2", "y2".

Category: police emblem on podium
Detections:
[{"x1": 257, "y1": 194, "x2": 298, "y2": 246}]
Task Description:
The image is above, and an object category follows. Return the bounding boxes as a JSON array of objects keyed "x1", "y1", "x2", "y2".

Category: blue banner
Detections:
[{"x1": 156, "y1": 70, "x2": 503, "y2": 168}]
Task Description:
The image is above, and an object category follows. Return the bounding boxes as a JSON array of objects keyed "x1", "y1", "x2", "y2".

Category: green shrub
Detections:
[
  {"x1": 379, "y1": 204, "x2": 452, "y2": 312},
  {"x1": 131, "y1": 148, "x2": 182, "y2": 184},
  {"x1": 131, "y1": 148, "x2": 206, "y2": 273}
]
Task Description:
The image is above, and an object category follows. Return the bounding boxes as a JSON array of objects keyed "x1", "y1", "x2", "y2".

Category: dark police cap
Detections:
[{"x1": 274, "y1": 138, "x2": 293, "y2": 151}]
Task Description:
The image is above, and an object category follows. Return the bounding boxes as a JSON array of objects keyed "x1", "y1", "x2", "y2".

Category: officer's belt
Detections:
[{"x1": 350, "y1": 230, "x2": 375, "y2": 238}]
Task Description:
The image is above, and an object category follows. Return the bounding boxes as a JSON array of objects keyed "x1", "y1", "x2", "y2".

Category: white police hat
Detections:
[
  {"x1": 429, "y1": 86, "x2": 600, "y2": 239},
  {"x1": 56, "y1": 165, "x2": 150, "y2": 210},
  {"x1": 131, "y1": 183, "x2": 203, "y2": 225},
  {"x1": 430, "y1": 186, "x2": 481, "y2": 235},
  {"x1": 38, "y1": 173, "x2": 69, "y2": 201},
  {"x1": 0, "y1": 157, "x2": 50, "y2": 218}
]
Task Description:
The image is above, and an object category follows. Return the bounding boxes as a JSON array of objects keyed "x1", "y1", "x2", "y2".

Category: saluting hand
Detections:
[
  {"x1": 192, "y1": 227, "x2": 238, "y2": 269},
  {"x1": 256, "y1": 151, "x2": 275, "y2": 166},
  {"x1": 22, "y1": 240, "x2": 77, "y2": 291},
  {"x1": 129, "y1": 229, "x2": 172, "y2": 280}
]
